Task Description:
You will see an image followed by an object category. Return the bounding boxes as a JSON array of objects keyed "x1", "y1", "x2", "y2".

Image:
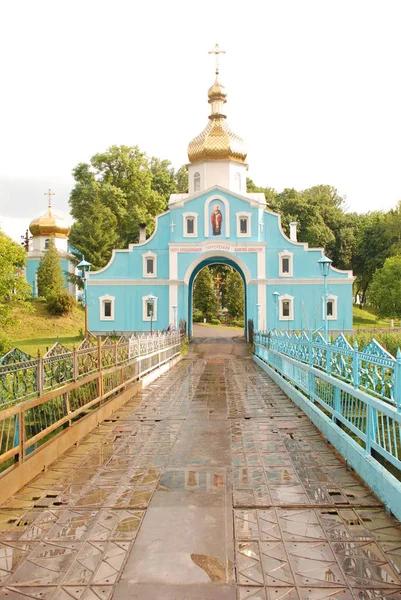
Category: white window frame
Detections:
[
  {"x1": 142, "y1": 295, "x2": 158, "y2": 321},
  {"x1": 99, "y1": 294, "x2": 115, "y2": 321},
  {"x1": 182, "y1": 212, "x2": 198, "y2": 238},
  {"x1": 142, "y1": 251, "x2": 157, "y2": 278},
  {"x1": 279, "y1": 294, "x2": 294, "y2": 321},
  {"x1": 323, "y1": 294, "x2": 338, "y2": 321},
  {"x1": 236, "y1": 212, "x2": 252, "y2": 238},
  {"x1": 278, "y1": 251, "x2": 294, "y2": 277},
  {"x1": 194, "y1": 172, "x2": 200, "y2": 192}
]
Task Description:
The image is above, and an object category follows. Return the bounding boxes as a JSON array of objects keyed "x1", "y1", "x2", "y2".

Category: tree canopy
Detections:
[
  {"x1": 369, "y1": 256, "x2": 401, "y2": 318},
  {"x1": 0, "y1": 230, "x2": 31, "y2": 327},
  {"x1": 37, "y1": 236, "x2": 65, "y2": 298}
]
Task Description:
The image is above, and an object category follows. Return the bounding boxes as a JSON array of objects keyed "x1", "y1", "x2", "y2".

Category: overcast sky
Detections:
[{"x1": 1, "y1": 0, "x2": 400, "y2": 242}]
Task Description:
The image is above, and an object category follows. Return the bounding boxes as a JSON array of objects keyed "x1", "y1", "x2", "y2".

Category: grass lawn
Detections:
[
  {"x1": 352, "y1": 305, "x2": 394, "y2": 329},
  {"x1": 4, "y1": 300, "x2": 85, "y2": 356}
]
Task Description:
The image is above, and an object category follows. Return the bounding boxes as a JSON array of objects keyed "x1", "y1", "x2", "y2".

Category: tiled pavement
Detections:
[{"x1": 0, "y1": 339, "x2": 400, "y2": 599}]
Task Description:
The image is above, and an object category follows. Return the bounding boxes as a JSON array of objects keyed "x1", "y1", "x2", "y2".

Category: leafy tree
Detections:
[
  {"x1": 37, "y1": 236, "x2": 65, "y2": 298},
  {"x1": 69, "y1": 195, "x2": 119, "y2": 270},
  {"x1": 225, "y1": 268, "x2": 244, "y2": 318},
  {"x1": 369, "y1": 256, "x2": 401, "y2": 318},
  {"x1": 193, "y1": 267, "x2": 217, "y2": 319},
  {"x1": 175, "y1": 165, "x2": 188, "y2": 193},
  {"x1": 0, "y1": 230, "x2": 31, "y2": 337}
]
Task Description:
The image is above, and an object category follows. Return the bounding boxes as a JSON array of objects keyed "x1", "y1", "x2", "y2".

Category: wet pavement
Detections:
[{"x1": 0, "y1": 337, "x2": 401, "y2": 599}]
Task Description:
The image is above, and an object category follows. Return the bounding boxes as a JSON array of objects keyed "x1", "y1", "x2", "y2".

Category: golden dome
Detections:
[
  {"x1": 29, "y1": 208, "x2": 70, "y2": 238},
  {"x1": 188, "y1": 71, "x2": 247, "y2": 164}
]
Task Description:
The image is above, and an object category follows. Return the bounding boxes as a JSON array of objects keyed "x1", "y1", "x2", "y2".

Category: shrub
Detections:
[
  {"x1": 211, "y1": 318, "x2": 220, "y2": 325},
  {"x1": 193, "y1": 309, "x2": 203, "y2": 322},
  {"x1": 46, "y1": 290, "x2": 75, "y2": 316},
  {"x1": 232, "y1": 319, "x2": 245, "y2": 328}
]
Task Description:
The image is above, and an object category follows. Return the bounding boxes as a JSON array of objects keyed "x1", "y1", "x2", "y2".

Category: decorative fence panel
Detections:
[
  {"x1": 254, "y1": 332, "x2": 401, "y2": 479},
  {"x1": 0, "y1": 332, "x2": 183, "y2": 476}
]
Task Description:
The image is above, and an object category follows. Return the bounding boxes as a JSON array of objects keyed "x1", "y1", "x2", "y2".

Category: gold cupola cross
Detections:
[
  {"x1": 44, "y1": 188, "x2": 55, "y2": 209},
  {"x1": 208, "y1": 43, "x2": 226, "y2": 74}
]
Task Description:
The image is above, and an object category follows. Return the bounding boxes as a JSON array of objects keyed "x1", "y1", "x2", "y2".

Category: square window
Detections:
[
  {"x1": 240, "y1": 218, "x2": 248, "y2": 234},
  {"x1": 282, "y1": 301, "x2": 290, "y2": 317},
  {"x1": 282, "y1": 257, "x2": 290, "y2": 274},
  {"x1": 104, "y1": 301, "x2": 112, "y2": 318},
  {"x1": 146, "y1": 258, "x2": 154, "y2": 274},
  {"x1": 327, "y1": 300, "x2": 333, "y2": 317},
  {"x1": 187, "y1": 218, "x2": 194, "y2": 235}
]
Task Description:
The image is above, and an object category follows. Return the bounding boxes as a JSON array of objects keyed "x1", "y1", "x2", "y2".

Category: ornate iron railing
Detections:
[
  {"x1": 0, "y1": 332, "x2": 182, "y2": 406},
  {"x1": 254, "y1": 330, "x2": 401, "y2": 407},
  {"x1": 0, "y1": 332, "x2": 183, "y2": 477},
  {"x1": 254, "y1": 332, "x2": 401, "y2": 478}
]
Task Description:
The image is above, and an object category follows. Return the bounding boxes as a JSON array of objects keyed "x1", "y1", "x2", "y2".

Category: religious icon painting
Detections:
[{"x1": 210, "y1": 202, "x2": 224, "y2": 236}]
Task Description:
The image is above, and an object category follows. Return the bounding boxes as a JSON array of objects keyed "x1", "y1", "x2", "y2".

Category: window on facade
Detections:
[
  {"x1": 187, "y1": 217, "x2": 194, "y2": 235},
  {"x1": 327, "y1": 300, "x2": 334, "y2": 317},
  {"x1": 104, "y1": 300, "x2": 112, "y2": 318},
  {"x1": 44, "y1": 238, "x2": 50, "y2": 250},
  {"x1": 194, "y1": 172, "x2": 200, "y2": 192},
  {"x1": 146, "y1": 302, "x2": 154, "y2": 318},
  {"x1": 146, "y1": 258, "x2": 154, "y2": 275},
  {"x1": 282, "y1": 257, "x2": 290, "y2": 274},
  {"x1": 282, "y1": 301, "x2": 290, "y2": 318},
  {"x1": 240, "y1": 217, "x2": 248, "y2": 235}
]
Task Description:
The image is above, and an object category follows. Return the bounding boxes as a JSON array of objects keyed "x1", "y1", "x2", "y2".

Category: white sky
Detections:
[{"x1": 1, "y1": 0, "x2": 400, "y2": 242}]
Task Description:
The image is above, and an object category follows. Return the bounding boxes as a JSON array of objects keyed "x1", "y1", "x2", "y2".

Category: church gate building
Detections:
[{"x1": 87, "y1": 62, "x2": 353, "y2": 337}]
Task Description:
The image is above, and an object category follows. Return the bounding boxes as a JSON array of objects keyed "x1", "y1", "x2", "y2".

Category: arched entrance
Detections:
[{"x1": 187, "y1": 256, "x2": 248, "y2": 338}]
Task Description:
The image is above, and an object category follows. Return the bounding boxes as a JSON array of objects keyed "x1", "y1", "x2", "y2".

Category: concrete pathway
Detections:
[
  {"x1": 0, "y1": 340, "x2": 400, "y2": 599},
  {"x1": 192, "y1": 323, "x2": 245, "y2": 339}
]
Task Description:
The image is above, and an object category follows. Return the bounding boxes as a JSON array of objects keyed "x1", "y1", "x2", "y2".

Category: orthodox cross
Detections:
[
  {"x1": 170, "y1": 221, "x2": 175, "y2": 232},
  {"x1": 44, "y1": 188, "x2": 55, "y2": 209},
  {"x1": 208, "y1": 43, "x2": 226, "y2": 74}
]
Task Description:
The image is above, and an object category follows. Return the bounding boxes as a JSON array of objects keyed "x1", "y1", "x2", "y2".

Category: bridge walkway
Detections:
[{"x1": 0, "y1": 335, "x2": 400, "y2": 599}]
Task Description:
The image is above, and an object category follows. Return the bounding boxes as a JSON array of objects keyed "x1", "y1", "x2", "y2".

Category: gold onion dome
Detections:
[
  {"x1": 29, "y1": 207, "x2": 70, "y2": 238},
  {"x1": 188, "y1": 72, "x2": 247, "y2": 164}
]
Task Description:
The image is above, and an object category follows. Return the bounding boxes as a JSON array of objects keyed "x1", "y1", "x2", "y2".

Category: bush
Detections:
[
  {"x1": 232, "y1": 319, "x2": 244, "y2": 328},
  {"x1": 193, "y1": 309, "x2": 203, "y2": 323},
  {"x1": 210, "y1": 318, "x2": 220, "y2": 325},
  {"x1": 0, "y1": 331, "x2": 10, "y2": 355},
  {"x1": 46, "y1": 290, "x2": 75, "y2": 316}
]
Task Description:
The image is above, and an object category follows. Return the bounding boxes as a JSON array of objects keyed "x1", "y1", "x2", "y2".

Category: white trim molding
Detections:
[
  {"x1": 279, "y1": 294, "x2": 294, "y2": 321},
  {"x1": 323, "y1": 294, "x2": 338, "y2": 320},
  {"x1": 278, "y1": 251, "x2": 293, "y2": 277},
  {"x1": 99, "y1": 294, "x2": 115, "y2": 321},
  {"x1": 236, "y1": 211, "x2": 252, "y2": 238},
  {"x1": 142, "y1": 294, "x2": 158, "y2": 321},
  {"x1": 142, "y1": 251, "x2": 157, "y2": 278},
  {"x1": 182, "y1": 212, "x2": 198, "y2": 238},
  {"x1": 204, "y1": 195, "x2": 230, "y2": 238}
]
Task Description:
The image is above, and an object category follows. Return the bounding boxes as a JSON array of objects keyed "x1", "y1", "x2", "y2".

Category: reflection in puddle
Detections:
[{"x1": 158, "y1": 471, "x2": 224, "y2": 492}]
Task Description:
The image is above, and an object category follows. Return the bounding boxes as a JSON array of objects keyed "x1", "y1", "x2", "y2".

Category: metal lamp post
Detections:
[
  {"x1": 77, "y1": 259, "x2": 92, "y2": 336},
  {"x1": 256, "y1": 303, "x2": 261, "y2": 331},
  {"x1": 318, "y1": 255, "x2": 332, "y2": 341},
  {"x1": 147, "y1": 294, "x2": 157, "y2": 335},
  {"x1": 273, "y1": 291, "x2": 280, "y2": 331},
  {"x1": 172, "y1": 304, "x2": 177, "y2": 329}
]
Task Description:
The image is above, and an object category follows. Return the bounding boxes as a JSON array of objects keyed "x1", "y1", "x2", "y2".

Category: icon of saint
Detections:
[{"x1": 211, "y1": 204, "x2": 223, "y2": 236}]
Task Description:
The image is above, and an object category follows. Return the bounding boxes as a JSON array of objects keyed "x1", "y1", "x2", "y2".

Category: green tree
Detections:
[
  {"x1": 225, "y1": 268, "x2": 244, "y2": 318},
  {"x1": 0, "y1": 230, "x2": 31, "y2": 348},
  {"x1": 69, "y1": 145, "x2": 169, "y2": 263},
  {"x1": 37, "y1": 237, "x2": 65, "y2": 298},
  {"x1": 369, "y1": 256, "x2": 401, "y2": 318},
  {"x1": 193, "y1": 267, "x2": 217, "y2": 319},
  {"x1": 175, "y1": 165, "x2": 189, "y2": 193}
]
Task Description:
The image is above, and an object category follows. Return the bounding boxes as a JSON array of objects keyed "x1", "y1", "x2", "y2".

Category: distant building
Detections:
[
  {"x1": 25, "y1": 190, "x2": 78, "y2": 298},
  {"x1": 87, "y1": 49, "x2": 354, "y2": 336}
]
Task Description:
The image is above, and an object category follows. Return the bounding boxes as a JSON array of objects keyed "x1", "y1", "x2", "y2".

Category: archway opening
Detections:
[{"x1": 188, "y1": 257, "x2": 247, "y2": 338}]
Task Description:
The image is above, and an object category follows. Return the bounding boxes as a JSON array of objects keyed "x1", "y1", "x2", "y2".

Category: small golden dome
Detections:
[
  {"x1": 208, "y1": 75, "x2": 227, "y2": 100},
  {"x1": 29, "y1": 208, "x2": 70, "y2": 238}
]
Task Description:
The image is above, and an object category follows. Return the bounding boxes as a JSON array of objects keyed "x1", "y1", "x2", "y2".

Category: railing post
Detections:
[
  {"x1": 18, "y1": 410, "x2": 25, "y2": 464},
  {"x1": 352, "y1": 341, "x2": 359, "y2": 389},
  {"x1": 394, "y1": 348, "x2": 401, "y2": 411},
  {"x1": 308, "y1": 330, "x2": 314, "y2": 398},
  {"x1": 97, "y1": 336, "x2": 102, "y2": 371},
  {"x1": 37, "y1": 349, "x2": 43, "y2": 397},
  {"x1": 114, "y1": 341, "x2": 118, "y2": 366},
  {"x1": 326, "y1": 339, "x2": 332, "y2": 375},
  {"x1": 72, "y1": 345, "x2": 78, "y2": 381},
  {"x1": 333, "y1": 386, "x2": 341, "y2": 426},
  {"x1": 366, "y1": 404, "x2": 377, "y2": 455}
]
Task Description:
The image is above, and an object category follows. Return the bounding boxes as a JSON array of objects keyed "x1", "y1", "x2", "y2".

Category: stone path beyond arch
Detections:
[{"x1": 0, "y1": 336, "x2": 400, "y2": 599}]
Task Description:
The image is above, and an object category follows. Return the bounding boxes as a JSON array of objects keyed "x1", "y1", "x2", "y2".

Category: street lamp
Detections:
[
  {"x1": 273, "y1": 291, "x2": 280, "y2": 331},
  {"x1": 318, "y1": 255, "x2": 332, "y2": 340},
  {"x1": 77, "y1": 259, "x2": 92, "y2": 336},
  {"x1": 172, "y1": 304, "x2": 177, "y2": 329},
  {"x1": 256, "y1": 303, "x2": 261, "y2": 331},
  {"x1": 147, "y1": 294, "x2": 157, "y2": 335}
]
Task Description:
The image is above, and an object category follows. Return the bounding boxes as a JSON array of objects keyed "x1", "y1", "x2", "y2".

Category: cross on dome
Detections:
[
  {"x1": 44, "y1": 188, "x2": 55, "y2": 209},
  {"x1": 208, "y1": 43, "x2": 225, "y2": 75}
]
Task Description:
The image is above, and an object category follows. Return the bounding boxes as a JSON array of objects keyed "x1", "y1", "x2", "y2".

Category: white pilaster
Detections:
[
  {"x1": 257, "y1": 247, "x2": 266, "y2": 280},
  {"x1": 258, "y1": 283, "x2": 266, "y2": 330},
  {"x1": 169, "y1": 284, "x2": 178, "y2": 325},
  {"x1": 169, "y1": 248, "x2": 178, "y2": 279}
]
